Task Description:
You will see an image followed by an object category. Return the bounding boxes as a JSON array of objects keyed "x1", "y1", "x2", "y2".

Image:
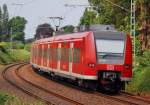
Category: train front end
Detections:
[{"x1": 94, "y1": 31, "x2": 132, "y2": 92}]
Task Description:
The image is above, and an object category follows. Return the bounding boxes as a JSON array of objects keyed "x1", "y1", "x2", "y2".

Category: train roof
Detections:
[
  {"x1": 33, "y1": 31, "x2": 126, "y2": 44},
  {"x1": 33, "y1": 31, "x2": 91, "y2": 44},
  {"x1": 93, "y1": 31, "x2": 126, "y2": 40}
]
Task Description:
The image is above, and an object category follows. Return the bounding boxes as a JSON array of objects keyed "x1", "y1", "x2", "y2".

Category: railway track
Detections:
[
  {"x1": 2, "y1": 63, "x2": 84, "y2": 105},
  {"x1": 2, "y1": 63, "x2": 150, "y2": 105},
  {"x1": 95, "y1": 92, "x2": 138, "y2": 105},
  {"x1": 120, "y1": 92, "x2": 150, "y2": 104},
  {"x1": 95, "y1": 91, "x2": 150, "y2": 105}
]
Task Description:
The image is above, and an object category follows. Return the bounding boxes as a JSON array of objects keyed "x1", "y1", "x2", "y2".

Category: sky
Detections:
[{"x1": 0, "y1": 0, "x2": 89, "y2": 39}]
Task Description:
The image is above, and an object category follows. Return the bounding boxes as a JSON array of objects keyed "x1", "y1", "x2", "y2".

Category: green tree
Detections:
[
  {"x1": 0, "y1": 6, "x2": 2, "y2": 41},
  {"x1": 9, "y1": 16, "x2": 27, "y2": 42},
  {"x1": 80, "y1": 8, "x2": 97, "y2": 25},
  {"x1": 62, "y1": 25, "x2": 75, "y2": 33},
  {"x1": 35, "y1": 23, "x2": 54, "y2": 39},
  {"x1": 81, "y1": 0, "x2": 130, "y2": 31},
  {"x1": 81, "y1": 0, "x2": 150, "y2": 52},
  {"x1": 136, "y1": 0, "x2": 150, "y2": 51},
  {"x1": 2, "y1": 4, "x2": 9, "y2": 41}
]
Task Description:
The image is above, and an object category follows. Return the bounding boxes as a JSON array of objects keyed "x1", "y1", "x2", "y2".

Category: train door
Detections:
[
  {"x1": 52, "y1": 43, "x2": 58, "y2": 71},
  {"x1": 69, "y1": 42, "x2": 74, "y2": 75},
  {"x1": 57, "y1": 43, "x2": 61, "y2": 71},
  {"x1": 38, "y1": 44, "x2": 42, "y2": 66},
  {"x1": 47, "y1": 43, "x2": 50, "y2": 68},
  {"x1": 60, "y1": 42, "x2": 69, "y2": 72},
  {"x1": 31, "y1": 45, "x2": 34, "y2": 63},
  {"x1": 36, "y1": 44, "x2": 38, "y2": 65},
  {"x1": 43, "y1": 44, "x2": 48, "y2": 67},
  {"x1": 72, "y1": 41, "x2": 83, "y2": 75},
  {"x1": 48, "y1": 43, "x2": 53, "y2": 70}
]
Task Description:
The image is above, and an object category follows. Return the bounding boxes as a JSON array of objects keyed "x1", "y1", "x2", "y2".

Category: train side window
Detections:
[
  {"x1": 34, "y1": 47, "x2": 36, "y2": 58},
  {"x1": 54, "y1": 48, "x2": 57, "y2": 61},
  {"x1": 39, "y1": 48, "x2": 41, "y2": 58},
  {"x1": 32, "y1": 47, "x2": 34, "y2": 58},
  {"x1": 69, "y1": 48, "x2": 72, "y2": 62},
  {"x1": 39, "y1": 48, "x2": 42, "y2": 58},
  {"x1": 47, "y1": 48, "x2": 50, "y2": 60},
  {"x1": 66, "y1": 48, "x2": 69, "y2": 62},
  {"x1": 52, "y1": 48, "x2": 57, "y2": 61},
  {"x1": 44, "y1": 48, "x2": 47, "y2": 58},
  {"x1": 61, "y1": 48, "x2": 67, "y2": 62},
  {"x1": 73, "y1": 48, "x2": 80, "y2": 63},
  {"x1": 57, "y1": 48, "x2": 61, "y2": 60},
  {"x1": 34, "y1": 47, "x2": 36, "y2": 57},
  {"x1": 61, "y1": 48, "x2": 64, "y2": 61}
]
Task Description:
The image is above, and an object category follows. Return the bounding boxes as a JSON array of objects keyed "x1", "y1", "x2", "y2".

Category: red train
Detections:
[{"x1": 30, "y1": 31, "x2": 132, "y2": 92}]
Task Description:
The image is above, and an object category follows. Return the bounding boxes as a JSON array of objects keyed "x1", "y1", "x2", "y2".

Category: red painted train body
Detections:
[{"x1": 31, "y1": 31, "x2": 132, "y2": 92}]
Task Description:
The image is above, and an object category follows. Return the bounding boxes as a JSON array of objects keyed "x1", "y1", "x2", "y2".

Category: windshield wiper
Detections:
[{"x1": 98, "y1": 53, "x2": 123, "y2": 58}]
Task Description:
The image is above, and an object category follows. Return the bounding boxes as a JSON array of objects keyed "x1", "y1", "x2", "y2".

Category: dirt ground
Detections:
[{"x1": 0, "y1": 65, "x2": 4, "y2": 69}]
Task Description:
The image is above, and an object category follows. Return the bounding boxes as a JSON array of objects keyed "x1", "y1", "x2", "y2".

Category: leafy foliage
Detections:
[
  {"x1": 0, "y1": 42, "x2": 30, "y2": 64},
  {"x1": 127, "y1": 50, "x2": 150, "y2": 93},
  {"x1": 81, "y1": 0, "x2": 131, "y2": 32},
  {"x1": 62, "y1": 25, "x2": 75, "y2": 33},
  {"x1": 0, "y1": 4, "x2": 27, "y2": 42},
  {"x1": 35, "y1": 23, "x2": 54, "y2": 39},
  {"x1": 0, "y1": 91, "x2": 45, "y2": 105},
  {"x1": 0, "y1": 92, "x2": 10, "y2": 105},
  {"x1": 0, "y1": 4, "x2": 9, "y2": 41},
  {"x1": 9, "y1": 16, "x2": 27, "y2": 42},
  {"x1": 80, "y1": 9, "x2": 97, "y2": 25}
]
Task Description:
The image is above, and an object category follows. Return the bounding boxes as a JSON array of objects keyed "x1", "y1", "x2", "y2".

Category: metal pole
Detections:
[
  {"x1": 10, "y1": 27, "x2": 13, "y2": 49},
  {"x1": 130, "y1": 0, "x2": 136, "y2": 70}
]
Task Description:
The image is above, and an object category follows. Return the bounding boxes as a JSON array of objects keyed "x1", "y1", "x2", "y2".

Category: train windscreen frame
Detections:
[{"x1": 94, "y1": 31, "x2": 126, "y2": 64}]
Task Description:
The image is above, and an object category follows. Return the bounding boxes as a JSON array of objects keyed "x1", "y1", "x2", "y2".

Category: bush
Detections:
[
  {"x1": 126, "y1": 50, "x2": 150, "y2": 94},
  {"x1": 12, "y1": 41, "x2": 25, "y2": 49},
  {"x1": 0, "y1": 42, "x2": 30, "y2": 64},
  {"x1": 0, "y1": 92, "x2": 11, "y2": 105},
  {"x1": 0, "y1": 92, "x2": 45, "y2": 105},
  {"x1": 24, "y1": 43, "x2": 32, "y2": 52}
]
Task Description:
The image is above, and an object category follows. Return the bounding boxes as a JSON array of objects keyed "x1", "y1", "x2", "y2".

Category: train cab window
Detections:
[
  {"x1": 73, "y1": 48, "x2": 80, "y2": 63},
  {"x1": 96, "y1": 39, "x2": 125, "y2": 64}
]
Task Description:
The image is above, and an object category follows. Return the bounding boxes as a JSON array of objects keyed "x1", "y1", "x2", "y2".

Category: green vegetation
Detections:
[
  {"x1": 126, "y1": 50, "x2": 150, "y2": 94},
  {"x1": 80, "y1": 0, "x2": 150, "y2": 52},
  {"x1": 62, "y1": 25, "x2": 75, "y2": 33},
  {"x1": 0, "y1": 42, "x2": 31, "y2": 64},
  {"x1": 0, "y1": 4, "x2": 27, "y2": 42},
  {"x1": 0, "y1": 91, "x2": 45, "y2": 105}
]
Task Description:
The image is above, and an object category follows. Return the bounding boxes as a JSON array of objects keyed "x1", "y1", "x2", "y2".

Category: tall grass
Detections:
[
  {"x1": 0, "y1": 42, "x2": 31, "y2": 64},
  {"x1": 126, "y1": 50, "x2": 150, "y2": 94},
  {"x1": 0, "y1": 91, "x2": 45, "y2": 105}
]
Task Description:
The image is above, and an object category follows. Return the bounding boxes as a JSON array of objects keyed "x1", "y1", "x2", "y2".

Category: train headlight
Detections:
[
  {"x1": 124, "y1": 64, "x2": 131, "y2": 69},
  {"x1": 88, "y1": 63, "x2": 95, "y2": 68}
]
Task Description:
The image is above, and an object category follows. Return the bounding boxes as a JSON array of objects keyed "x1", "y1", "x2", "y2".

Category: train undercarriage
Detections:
[
  {"x1": 32, "y1": 65, "x2": 125, "y2": 93},
  {"x1": 98, "y1": 71, "x2": 125, "y2": 93}
]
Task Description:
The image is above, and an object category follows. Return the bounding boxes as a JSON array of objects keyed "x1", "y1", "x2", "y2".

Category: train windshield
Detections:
[{"x1": 96, "y1": 39, "x2": 125, "y2": 64}]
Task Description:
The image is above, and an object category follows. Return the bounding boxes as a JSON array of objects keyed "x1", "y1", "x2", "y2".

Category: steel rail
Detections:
[
  {"x1": 2, "y1": 63, "x2": 51, "y2": 105},
  {"x1": 120, "y1": 92, "x2": 150, "y2": 104},
  {"x1": 95, "y1": 92, "x2": 138, "y2": 105},
  {"x1": 16, "y1": 64, "x2": 84, "y2": 105}
]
